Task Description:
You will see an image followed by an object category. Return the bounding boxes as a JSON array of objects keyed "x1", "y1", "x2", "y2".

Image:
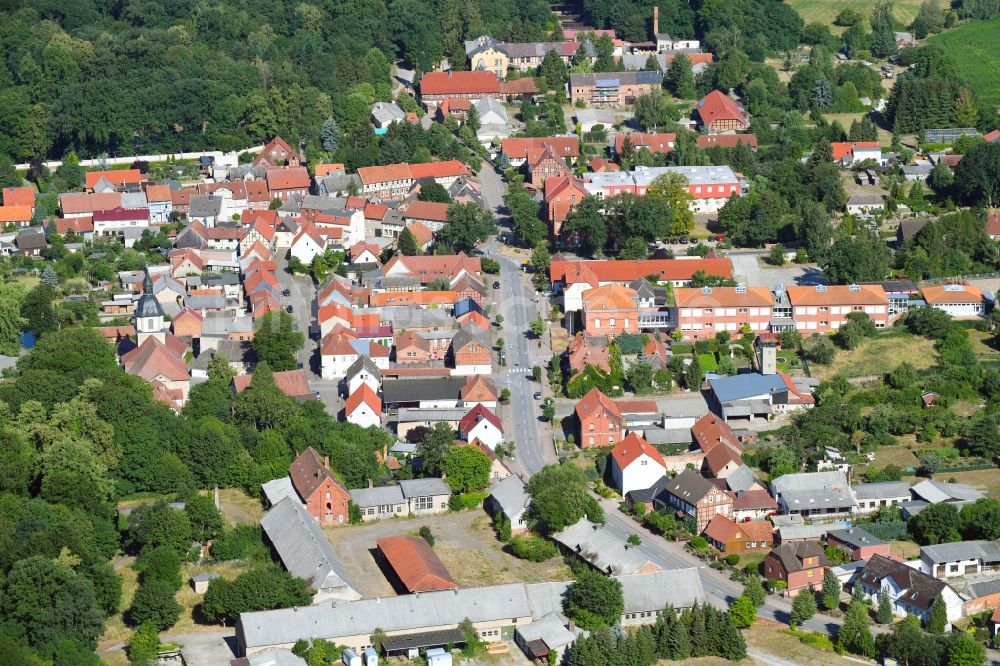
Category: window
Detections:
[{"x1": 414, "y1": 496, "x2": 433, "y2": 510}]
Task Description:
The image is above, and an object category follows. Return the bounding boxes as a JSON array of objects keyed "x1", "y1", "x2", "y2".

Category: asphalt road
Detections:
[
  {"x1": 478, "y1": 164, "x2": 553, "y2": 476},
  {"x1": 274, "y1": 255, "x2": 317, "y2": 374}
]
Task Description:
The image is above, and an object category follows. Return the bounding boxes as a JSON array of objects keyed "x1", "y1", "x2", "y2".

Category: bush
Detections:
[
  {"x1": 137, "y1": 546, "x2": 182, "y2": 590},
  {"x1": 448, "y1": 492, "x2": 488, "y2": 511},
  {"x1": 690, "y1": 536, "x2": 708, "y2": 551},
  {"x1": 481, "y1": 258, "x2": 500, "y2": 274},
  {"x1": 209, "y1": 525, "x2": 267, "y2": 561},
  {"x1": 126, "y1": 579, "x2": 183, "y2": 630},
  {"x1": 509, "y1": 535, "x2": 558, "y2": 562},
  {"x1": 418, "y1": 525, "x2": 435, "y2": 547},
  {"x1": 724, "y1": 554, "x2": 741, "y2": 566}
]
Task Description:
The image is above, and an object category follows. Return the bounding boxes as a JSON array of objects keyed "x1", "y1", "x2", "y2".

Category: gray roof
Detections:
[
  {"x1": 780, "y1": 487, "x2": 857, "y2": 511},
  {"x1": 349, "y1": 485, "x2": 406, "y2": 508},
  {"x1": 243, "y1": 648, "x2": 308, "y2": 666},
  {"x1": 911, "y1": 479, "x2": 984, "y2": 504},
  {"x1": 489, "y1": 475, "x2": 529, "y2": 518},
  {"x1": 724, "y1": 465, "x2": 759, "y2": 493},
  {"x1": 920, "y1": 540, "x2": 1000, "y2": 565},
  {"x1": 964, "y1": 577, "x2": 1000, "y2": 598},
  {"x1": 189, "y1": 341, "x2": 256, "y2": 371},
  {"x1": 709, "y1": 372, "x2": 788, "y2": 404},
  {"x1": 372, "y1": 102, "x2": 406, "y2": 125},
  {"x1": 121, "y1": 192, "x2": 148, "y2": 209},
  {"x1": 770, "y1": 514, "x2": 804, "y2": 528},
  {"x1": 553, "y1": 518, "x2": 660, "y2": 576},
  {"x1": 396, "y1": 407, "x2": 468, "y2": 423},
  {"x1": 189, "y1": 194, "x2": 223, "y2": 217},
  {"x1": 236, "y1": 570, "x2": 699, "y2": 651},
  {"x1": 188, "y1": 272, "x2": 241, "y2": 288},
  {"x1": 260, "y1": 498, "x2": 359, "y2": 599},
  {"x1": 185, "y1": 294, "x2": 227, "y2": 310},
  {"x1": 663, "y1": 468, "x2": 717, "y2": 505},
  {"x1": 380, "y1": 306, "x2": 453, "y2": 330},
  {"x1": 828, "y1": 527, "x2": 886, "y2": 550},
  {"x1": 847, "y1": 193, "x2": 885, "y2": 206},
  {"x1": 778, "y1": 521, "x2": 849, "y2": 542},
  {"x1": 399, "y1": 477, "x2": 450, "y2": 498},
  {"x1": 318, "y1": 173, "x2": 361, "y2": 197},
  {"x1": 201, "y1": 313, "x2": 253, "y2": 337},
  {"x1": 473, "y1": 96, "x2": 508, "y2": 122},
  {"x1": 852, "y1": 481, "x2": 912, "y2": 501},
  {"x1": 451, "y1": 325, "x2": 491, "y2": 354},
  {"x1": 771, "y1": 470, "x2": 849, "y2": 496},
  {"x1": 345, "y1": 355, "x2": 382, "y2": 381},
  {"x1": 261, "y1": 476, "x2": 297, "y2": 507},
  {"x1": 382, "y1": 376, "x2": 467, "y2": 405},
  {"x1": 515, "y1": 613, "x2": 578, "y2": 651},
  {"x1": 190, "y1": 572, "x2": 221, "y2": 583}
]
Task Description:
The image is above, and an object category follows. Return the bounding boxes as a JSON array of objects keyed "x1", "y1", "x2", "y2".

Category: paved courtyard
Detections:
[{"x1": 728, "y1": 253, "x2": 822, "y2": 288}]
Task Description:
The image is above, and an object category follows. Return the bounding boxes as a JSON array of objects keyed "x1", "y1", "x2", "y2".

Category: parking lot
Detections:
[
  {"x1": 728, "y1": 253, "x2": 822, "y2": 288},
  {"x1": 323, "y1": 509, "x2": 571, "y2": 598}
]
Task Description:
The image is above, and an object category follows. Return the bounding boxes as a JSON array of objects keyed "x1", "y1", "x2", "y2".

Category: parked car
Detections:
[
  {"x1": 533, "y1": 391, "x2": 542, "y2": 400},
  {"x1": 493, "y1": 281, "x2": 500, "y2": 289},
  {"x1": 282, "y1": 288, "x2": 291, "y2": 296},
  {"x1": 286, "y1": 305, "x2": 294, "y2": 313}
]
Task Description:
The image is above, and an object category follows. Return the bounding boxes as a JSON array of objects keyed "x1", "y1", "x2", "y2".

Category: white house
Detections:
[
  {"x1": 918, "y1": 541, "x2": 1000, "y2": 579},
  {"x1": 858, "y1": 554, "x2": 964, "y2": 626},
  {"x1": 609, "y1": 433, "x2": 667, "y2": 497},
  {"x1": 458, "y1": 404, "x2": 504, "y2": 450},
  {"x1": 372, "y1": 102, "x2": 406, "y2": 129},
  {"x1": 472, "y1": 96, "x2": 510, "y2": 147},
  {"x1": 345, "y1": 385, "x2": 382, "y2": 429},
  {"x1": 345, "y1": 356, "x2": 382, "y2": 396},
  {"x1": 290, "y1": 224, "x2": 327, "y2": 265},
  {"x1": 488, "y1": 475, "x2": 531, "y2": 535}
]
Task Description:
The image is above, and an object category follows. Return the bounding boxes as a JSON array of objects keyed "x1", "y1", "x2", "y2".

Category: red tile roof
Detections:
[
  {"x1": 732, "y1": 488, "x2": 778, "y2": 511},
  {"x1": 615, "y1": 132, "x2": 676, "y2": 154},
  {"x1": 358, "y1": 163, "x2": 414, "y2": 185},
  {"x1": 409, "y1": 160, "x2": 471, "y2": 180},
  {"x1": 575, "y1": 387, "x2": 622, "y2": 422},
  {"x1": 405, "y1": 221, "x2": 434, "y2": 247},
  {"x1": 696, "y1": 134, "x2": 758, "y2": 149},
  {"x1": 692, "y1": 413, "x2": 743, "y2": 455},
  {"x1": 785, "y1": 284, "x2": 888, "y2": 306},
  {"x1": 675, "y1": 286, "x2": 772, "y2": 308},
  {"x1": 346, "y1": 383, "x2": 381, "y2": 414},
  {"x1": 420, "y1": 71, "x2": 501, "y2": 97},
  {"x1": 502, "y1": 137, "x2": 580, "y2": 160},
  {"x1": 376, "y1": 535, "x2": 458, "y2": 592},
  {"x1": 93, "y1": 206, "x2": 150, "y2": 222},
  {"x1": 459, "y1": 403, "x2": 502, "y2": 435},
  {"x1": 611, "y1": 432, "x2": 665, "y2": 470},
  {"x1": 289, "y1": 447, "x2": 347, "y2": 501},
  {"x1": 266, "y1": 167, "x2": 310, "y2": 191},
  {"x1": 2, "y1": 186, "x2": 34, "y2": 207},
  {"x1": 122, "y1": 337, "x2": 188, "y2": 382},
  {"x1": 60, "y1": 192, "x2": 122, "y2": 215},
  {"x1": 499, "y1": 77, "x2": 540, "y2": 96},
  {"x1": 0, "y1": 206, "x2": 32, "y2": 222},
  {"x1": 696, "y1": 90, "x2": 748, "y2": 127},
  {"x1": 703, "y1": 514, "x2": 773, "y2": 544},
  {"x1": 831, "y1": 141, "x2": 880, "y2": 161},
  {"x1": 403, "y1": 200, "x2": 450, "y2": 223},
  {"x1": 85, "y1": 169, "x2": 142, "y2": 190}
]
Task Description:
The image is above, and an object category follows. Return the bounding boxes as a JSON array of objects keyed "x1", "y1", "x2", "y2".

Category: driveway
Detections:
[{"x1": 728, "y1": 252, "x2": 823, "y2": 288}]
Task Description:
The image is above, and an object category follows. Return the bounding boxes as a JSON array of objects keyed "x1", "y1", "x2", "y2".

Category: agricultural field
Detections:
[
  {"x1": 928, "y1": 15, "x2": 1000, "y2": 106},
  {"x1": 787, "y1": 0, "x2": 922, "y2": 32}
]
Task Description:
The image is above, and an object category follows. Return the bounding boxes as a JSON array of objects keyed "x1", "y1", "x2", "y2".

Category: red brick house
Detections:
[
  {"x1": 395, "y1": 331, "x2": 432, "y2": 363},
  {"x1": 674, "y1": 286, "x2": 774, "y2": 340},
  {"x1": 614, "y1": 132, "x2": 676, "y2": 156},
  {"x1": 826, "y1": 527, "x2": 890, "y2": 561},
  {"x1": 171, "y1": 307, "x2": 204, "y2": 338},
  {"x1": 695, "y1": 90, "x2": 750, "y2": 133},
  {"x1": 255, "y1": 136, "x2": 301, "y2": 167},
  {"x1": 502, "y1": 137, "x2": 580, "y2": 167},
  {"x1": 575, "y1": 387, "x2": 625, "y2": 448},
  {"x1": 581, "y1": 284, "x2": 639, "y2": 335},
  {"x1": 702, "y1": 515, "x2": 773, "y2": 554},
  {"x1": 289, "y1": 447, "x2": 351, "y2": 526},
  {"x1": 696, "y1": 134, "x2": 758, "y2": 150},
  {"x1": 764, "y1": 542, "x2": 830, "y2": 596},
  {"x1": 266, "y1": 167, "x2": 311, "y2": 201},
  {"x1": 451, "y1": 273, "x2": 486, "y2": 306},
  {"x1": 544, "y1": 175, "x2": 588, "y2": 238}
]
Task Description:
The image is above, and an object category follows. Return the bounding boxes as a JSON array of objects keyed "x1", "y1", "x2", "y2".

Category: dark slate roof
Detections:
[
  {"x1": 770, "y1": 541, "x2": 829, "y2": 573},
  {"x1": 382, "y1": 376, "x2": 467, "y2": 405},
  {"x1": 858, "y1": 554, "x2": 946, "y2": 610}
]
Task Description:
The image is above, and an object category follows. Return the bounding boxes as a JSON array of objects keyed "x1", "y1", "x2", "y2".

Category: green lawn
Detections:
[
  {"x1": 812, "y1": 333, "x2": 937, "y2": 379},
  {"x1": 788, "y1": 0, "x2": 922, "y2": 31},
  {"x1": 698, "y1": 353, "x2": 719, "y2": 372},
  {"x1": 928, "y1": 16, "x2": 1000, "y2": 107}
]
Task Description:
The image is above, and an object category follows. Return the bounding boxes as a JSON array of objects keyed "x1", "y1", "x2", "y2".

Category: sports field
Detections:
[{"x1": 787, "y1": 0, "x2": 922, "y2": 31}]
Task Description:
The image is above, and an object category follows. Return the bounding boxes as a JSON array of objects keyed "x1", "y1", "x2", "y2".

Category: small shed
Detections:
[{"x1": 190, "y1": 572, "x2": 220, "y2": 594}]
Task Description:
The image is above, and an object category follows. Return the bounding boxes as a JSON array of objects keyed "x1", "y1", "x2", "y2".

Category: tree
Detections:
[
  {"x1": 0, "y1": 291, "x2": 26, "y2": 355},
  {"x1": 397, "y1": 227, "x2": 420, "y2": 256},
  {"x1": 137, "y1": 546, "x2": 182, "y2": 590},
  {"x1": 417, "y1": 182, "x2": 452, "y2": 203},
  {"x1": 917, "y1": 0, "x2": 944, "y2": 33},
  {"x1": 821, "y1": 568, "x2": 841, "y2": 610},
  {"x1": 128, "y1": 623, "x2": 161, "y2": 666},
  {"x1": 252, "y1": 311, "x2": 304, "y2": 372},
  {"x1": 744, "y1": 575, "x2": 766, "y2": 607},
  {"x1": 811, "y1": 76, "x2": 833, "y2": 110},
  {"x1": 838, "y1": 600, "x2": 875, "y2": 656},
  {"x1": 41, "y1": 266, "x2": 59, "y2": 288},
  {"x1": 925, "y1": 594, "x2": 947, "y2": 633},
  {"x1": 791, "y1": 590, "x2": 817, "y2": 625},
  {"x1": 539, "y1": 49, "x2": 568, "y2": 89},
  {"x1": 633, "y1": 90, "x2": 681, "y2": 132},
  {"x1": 199, "y1": 566, "x2": 312, "y2": 625},
  {"x1": 526, "y1": 464, "x2": 603, "y2": 533},
  {"x1": 419, "y1": 525, "x2": 435, "y2": 546},
  {"x1": 563, "y1": 568, "x2": 624, "y2": 629},
  {"x1": 684, "y1": 356, "x2": 704, "y2": 389},
  {"x1": 646, "y1": 172, "x2": 693, "y2": 235},
  {"x1": 436, "y1": 203, "x2": 494, "y2": 253},
  {"x1": 126, "y1": 501, "x2": 194, "y2": 556},
  {"x1": 561, "y1": 196, "x2": 606, "y2": 256},
  {"x1": 442, "y1": 445, "x2": 490, "y2": 492},
  {"x1": 875, "y1": 589, "x2": 893, "y2": 624},
  {"x1": 21, "y1": 284, "x2": 57, "y2": 336},
  {"x1": 643, "y1": 55, "x2": 662, "y2": 72},
  {"x1": 953, "y1": 141, "x2": 1000, "y2": 207},
  {"x1": 417, "y1": 422, "x2": 454, "y2": 477},
  {"x1": 127, "y1": 579, "x2": 182, "y2": 630},
  {"x1": 626, "y1": 358, "x2": 655, "y2": 395},
  {"x1": 530, "y1": 315, "x2": 546, "y2": 338},
  {"x1": 769, "y1": 245, "x2": 787, "y2": 266},
  {"x1": 185, "y1": 494, "x2": 225, "y2": 542},
  {"x1": 927, "y1": 162, "x2": 954, "y2": 194},
  {"x1": 0, "y1": 556, "x2": 104, "y2": 651},
  {"x1": 729, "y1": 595, "x2": 756, "y2": 628},
  {"x1": 910, "y1": 501, "x2": 961, "y2": 545},
  {"x1": 960, "y1": 498, "x2": 1000, "y2": 540},
  {"x1": 947, "y1": 631, "x2": 986, "y2": 666},
  {"x1": 320, "y1": 117, "x2": 341, "y2": 152},
  {"x1": 464, "y1": 103, "x2": 481, "y2": 135},
  {"x1": 666, "y1": 53, "x2": 696, "y2": 99}
]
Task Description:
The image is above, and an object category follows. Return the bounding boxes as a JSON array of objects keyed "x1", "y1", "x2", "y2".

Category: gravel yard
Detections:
[{"x1": 323, "y1": 509, "x2": 570, "y2": 598}]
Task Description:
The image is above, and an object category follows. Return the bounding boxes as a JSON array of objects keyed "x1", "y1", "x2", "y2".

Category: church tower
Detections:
[{"x1": 135, "y1": 269, "x2": 166, "y2": 346}]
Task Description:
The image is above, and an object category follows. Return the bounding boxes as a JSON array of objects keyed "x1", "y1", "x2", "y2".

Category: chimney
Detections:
[
  {"x1": 568, "y1": 620, "x2": 576, "y2": 632},
  {"x1": 323, "y1": 455, "x2": 330, "y2": 470},
  {"x1": 368, "y1": 478, "x2": 374, "y2": 489},
  {"x1": 653, "y1": 6, "x2": 659, "y2": 37}
]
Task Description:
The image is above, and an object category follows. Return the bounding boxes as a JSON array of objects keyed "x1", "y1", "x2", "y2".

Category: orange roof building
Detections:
[
  {"x1": 376, "y1": 535, "x2": 459, "y2": 592},
  {"x1": 785, "y1": 284, "x2": 889, "y2": 333},
  {"x1": 610, "y1": 432, "x2": 666, "y2": 496},
  {"x1": 614, "y1": 132, "x2": 676, "y2": 155},
  {"x1": 2, "y1": 186, "x2": 35, "y2": 207},
  {"x1": 581, "y1": 284, "x2": 638, "y2": 336},
  {"x1": 575, "y1": 387, "x2": 625, "y2": 449},
  {"x1": 85, "y1": 168, "x2": 142, "y2": 192},
  {"x1": 920, "y1": 283, "x2": 988, "y2": 319},
  {"x1": 419, "y1": 71, "x2": 501, "y2": 102},
  {"x1": 674, "y1": 285, "x2": 773, "y2": 340},
  {"x1": 695, "y1": 90, "x2": 749, "y2": 132},
  {"x1": 702, "y1": 515, "x2": 773, "y2": 554}
]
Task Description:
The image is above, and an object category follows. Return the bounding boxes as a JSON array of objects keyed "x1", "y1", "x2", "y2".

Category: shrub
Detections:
[
  {"x1": 509, "y1": 535, "x2": 558, "y2": 562},
  {"x1": 418, "y1": 525, "x2": 435, "y2": 547},
  {"x1": 724, "y1": 553, "x2": 741, "y2": 566},
  {"x1": 689, "y1": 536, "x2": 708, "y2": 551},
  {"x1": 448, "y1": 492, "x2": 488, "y2": 511},
  {"x1": 209, "y1": 525, "x2": 267, "y2": 561}
]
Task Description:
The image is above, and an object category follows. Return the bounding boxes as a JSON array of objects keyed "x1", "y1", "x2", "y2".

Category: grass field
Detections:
[
  {"x1": 928, "y1": 16, "x2": 1000, "y2": 107},
  {"x1": 788, "y1": 0, "x2": 922, "y2": 31},
  {"x1": 812, "y1": 333, "x2": 937, "y2": 380}
]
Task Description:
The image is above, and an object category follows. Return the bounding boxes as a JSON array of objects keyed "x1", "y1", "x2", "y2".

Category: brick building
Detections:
[
  {"x1": 289, "y1": 447, "x2": 351, "y2": 526},
  {"x1": 763, "y1": 542, "x2": 830, "y2": 596},
  {"x1": 569, "y1": 71, "x2": 663, "y2": 106},
  {"x1": 695, "y1": 90, "x2": 750, "y2": 132},
  {"x1": 575, "y1": 387, "x2": 626, "y2": 448},
  {"x1": 581, "y1": 284, "x2": 639, "y2": 335},
  {"x1": 674, "y1": 285, "x2": 773, "y2": 339},
  {"x1": 784, "y1": 284, "x2": 889, "y2": 333}
]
